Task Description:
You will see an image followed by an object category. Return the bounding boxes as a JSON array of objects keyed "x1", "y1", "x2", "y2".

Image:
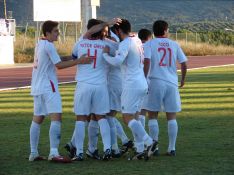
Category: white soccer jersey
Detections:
[
  {"x1": 72, "y1": 39, "x2": 114, "y2": 85},
  {"x1": 144, "y1": 37, "x2": 187, "y2": 86},
  {"x1": 103, "y1": 36, "x2": 147, "y2": 89},
  {"x1": 31, "y1": 39, "x2": 61, "y2": 95}
]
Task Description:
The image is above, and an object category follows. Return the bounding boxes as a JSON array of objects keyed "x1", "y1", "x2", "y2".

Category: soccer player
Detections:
[
  {"x1": 138, "y1": 28, "x2": 152, "y2": 128},
  {"x1": 71, "y1": 20, "x2": 122, "y2": 161},
  {"x1": 103, "y1": 19, "x2": 158, "y2": 160},
  {"x1": 29, "y1": 20, "x2": 91, "y2": 163},
  {"x1": 143, "y1": 20, "x2": 187, "y2": 156}
]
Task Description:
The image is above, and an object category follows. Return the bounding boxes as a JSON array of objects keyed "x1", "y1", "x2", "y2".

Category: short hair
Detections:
[
  {"x1": 42, "y1": 20, "x2": 59, "y2": 37},
  {"x1": 153, "y1": 20, "x2": 168, "y2": 37},
  {"x1": 116, "y1": 19, "x2": 131, "y2": 34},
  {"x1": 87, "y1": 19, "x2": 102, "y2": 30},
  {"x1": 138, "y1": 28, "x2": 152, "y2": 41}
]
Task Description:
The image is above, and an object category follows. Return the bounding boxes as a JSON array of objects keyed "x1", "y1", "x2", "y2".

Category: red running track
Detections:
[{"x1": 0, "y1": 56, "x2": 233, "y2": 89}]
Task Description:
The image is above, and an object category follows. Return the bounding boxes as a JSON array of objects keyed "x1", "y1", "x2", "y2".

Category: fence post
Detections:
[
  {"x1": 22, "y1": 22, "x2": 28, "y2": 51},
  {"x1": 195, "y1": 32, "x2": 197, "y2": 44},
  {"x1": 186, "y1": 32, "x2": 187, "y2": 45},
  {"x1": 176, "y1": 31, "x2": 177, "y2": 41}
]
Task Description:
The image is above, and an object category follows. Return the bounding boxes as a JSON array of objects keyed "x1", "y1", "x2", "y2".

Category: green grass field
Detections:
[{"x1": 0, "y1": 66, "x2": 234, "y2": 175}]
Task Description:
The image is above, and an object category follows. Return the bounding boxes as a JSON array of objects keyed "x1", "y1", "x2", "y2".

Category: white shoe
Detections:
[{"x1": 29, "y1": 153, "x2": 45, "y2": 162}]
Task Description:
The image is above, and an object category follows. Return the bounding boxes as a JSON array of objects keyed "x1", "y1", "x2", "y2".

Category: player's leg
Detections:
[
  {"x1": 122, "y1": 88, "x2": 158, "y2": 160},
  {"x1": 148, "y1": 111, "x2": 159, "y2": 156},
  {"x1": 138, "y1": 109, "x2": 146, "y2": 128},
  {"x1": 166, "y1": 112, "x2": 177, "y2": 156},
  {"x1": 72, "y1": 82, "x2": 92, "y2": 161},
  {"x1": 164, "y1": 82, "x2": 181, "y2": 156},
  {"x1": 107, "y1": 110, "x2": 121, "y2": 157},
  {"x1": 92, "y1": 85, "x2": 111, "y2": 160},
  {"x1": 86, "y1": 114, "x2": 101, "y2": 160},
  {"x1": 29, "y1": 95, "x2": 46, "y2": 161}
]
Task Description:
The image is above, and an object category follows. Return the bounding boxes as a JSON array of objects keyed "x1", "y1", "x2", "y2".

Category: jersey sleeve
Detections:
[
  {"x1": 143, "y1": 41, "x2": 151, "y2": 59},
  {"x1": 176, "y1": 43, "x2": 187, "y2": 63},
  {"x1": 72, "y1": 42, "x2": 79, "y2": 59},
  {"x1": 103, "y1": 39, "x2": 130, "y2": 66},
  {"x1": 46, "y1": 43, "x2": 61, "y2": 64}
]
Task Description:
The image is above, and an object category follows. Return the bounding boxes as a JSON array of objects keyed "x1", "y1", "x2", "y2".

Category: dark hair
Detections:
[
  {"x1": 42, "y1": 20, "x2": 59, "y2": 37},
  {"x1": 117, "y1": 19, "x2": 131, "y2": 34},
  {"x1": 138, "y1": 28, "x2": 152, "y2": 41},
  {"x1": 87, "y1": 19, "x2": 102, "y2": 30},
  {"x1": 153, "y1": 20, "x2": 168, "y2": 37},
  {"x1": 86, "y1": 19, "x2": 106, "y2": 39}
]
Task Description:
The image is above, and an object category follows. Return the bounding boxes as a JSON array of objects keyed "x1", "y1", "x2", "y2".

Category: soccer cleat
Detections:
[
  {"x1": 29, "y1": 153, "x2": 46, "y2": 162},
  {"x1": 121, "y1": 140, "x2": 134, "y2": 154},
  {"x1": 131, "y1": 152, "x2": 145, "y2": 160},
  {"x1": 72, "y1": 153, "x2": 84, "y2": 161},
  {"x1": 111, "y1": 149, "x2": 122, "y2": 158},
  {"x1": 86, "y1": 149, "x2": 101, "y2": 160},
  {"x1": 48, "y1": 155, "x2": 72, "y2": 163},
  {"x1": 102, "y1": 149, "x2": 112, "y2": 160},
  {"x1": 145, "y1": 140, "x2": 159, "y2": 160},
  {"x1": 166, "y1": 150, "x2": 176, "y2": 156},
  {"x1": 64, "y1": 142, "x2": 76, "y2": 158}
]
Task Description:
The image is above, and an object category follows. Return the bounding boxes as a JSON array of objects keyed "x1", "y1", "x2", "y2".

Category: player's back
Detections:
[
  {"x1": 74, "y1": 39, "x2": 108, "y2": 85},
  {"x1": 145, "y1": 37, "x2": 187, "y2": 85},
  {"x1": 120, "y1": 36, "x2": 147, "y2": 89}
]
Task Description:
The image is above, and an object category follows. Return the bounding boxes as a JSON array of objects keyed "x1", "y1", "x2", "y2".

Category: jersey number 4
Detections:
[
  {"x1": 158, "y1": 47, "x2": 172, "y2": 67},
  {"x1": 88, "y1": 49, "x2": 97, "y2": 68}
]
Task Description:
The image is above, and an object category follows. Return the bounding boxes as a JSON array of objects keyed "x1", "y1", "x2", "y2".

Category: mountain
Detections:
[{"x1": 0, "y1": 0, "x2": 233, "y2": 31}]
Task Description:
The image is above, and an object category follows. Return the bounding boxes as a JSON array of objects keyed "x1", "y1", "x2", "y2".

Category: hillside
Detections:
[{"x1": 0, "y1": 0, "x2": 233, "y2": 31}]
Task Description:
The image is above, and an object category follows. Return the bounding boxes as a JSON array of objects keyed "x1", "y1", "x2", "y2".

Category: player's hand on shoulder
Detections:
[
  {"x1": 77, "y1": 54, "x2": 93, "y2": 64},
  {"x1": 103, "y1": 46, "x2": 110, "y2": 54}
]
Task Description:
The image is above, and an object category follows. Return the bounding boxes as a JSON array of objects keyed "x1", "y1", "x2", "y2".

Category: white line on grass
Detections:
[{"x1": 0, "y1": 64, "x2": 234, "y2": 92}]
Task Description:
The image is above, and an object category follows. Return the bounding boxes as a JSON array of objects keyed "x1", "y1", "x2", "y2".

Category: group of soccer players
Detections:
[{"x1": 29, "y1": 17, "x2": 187, "y2": 163}]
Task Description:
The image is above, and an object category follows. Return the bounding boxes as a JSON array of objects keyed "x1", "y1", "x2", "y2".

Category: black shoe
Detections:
[
  {"x1": 121, "y1": 140, "x2": 134, "y2": 154},
  {"x1": 111, "y1": 149, "x2": 121, "y2": 158},
  {"x1": 131, "y1": 152, "x2": 145, "y2": 160},
  {"x1": 145, "y1": 140, "x2": 159, "y2": 160},
  {"x1": 64, "y1": 142, "x2": 76, "y2": 158},
  {"x1": 86, "y1": 149, "x2": 101, "y2": 160},
  {"x1": 166, "y1": 150, "x2": 176, "y2": 156},
  {"x1": 72, "y1": 153, "x2": 84, "y2": 161},
  {"x1": 103, "y1": 149, "x2": 112, "y2": 160}
]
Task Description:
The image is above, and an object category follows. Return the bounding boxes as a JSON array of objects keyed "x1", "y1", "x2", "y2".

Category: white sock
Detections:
[
  {"x1": 70, "y1": 128, "x2": 76, "y2": 147},
  {"x1": 114, "y1": 118, "x2": 129, "y2": 144},
  {"x1": 30, "y1": 121, "x2": 40, "y2": 154},
  {"x1": 168, "y1": 119, "x2": 178, "y2": 152},
  {"x1": 88, "y1": 120, "x2": 99, "y2": 153},
  {"x1": 148, "y1": 119, "x2": 159, "y2": 141},
  {"x1": 98, "y1": 118, "x2": 111, "y2": 151},
  {"x1": 128, "y1": 119, "x2": 152, "y2": 147},
  {"x1": 107, "y1": 116, "x2": 119, "y2": 151},
  {"x1": 75, "y1": 121, "x2": 85, "y2": 155},
  {"x1": 49, "y1": 121, "x2": 61, "y2": 156},
  {"x1": 138, "y1": 115, "x2": 146, "y2": 128}
]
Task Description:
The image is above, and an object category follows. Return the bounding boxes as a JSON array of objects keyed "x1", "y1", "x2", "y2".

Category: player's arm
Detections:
[
  {"x1": 83, "y1": 18, "x2": 122, "y2": 39},
  {"x1": 179, "y1": 62, "x2": 187, "y2": 88},
  {"x1": 103, "y1": 41, "x2": 129, "y2": 66},
  {"x1": 144, "y1": 58, "x2": 150, "y2": 77},
  {"x1": 55, "y1": 54, "x2": 92, "y2": 69},
  {"x1": 143, "y1": 41, "x2": 151, "y2": 77}
]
